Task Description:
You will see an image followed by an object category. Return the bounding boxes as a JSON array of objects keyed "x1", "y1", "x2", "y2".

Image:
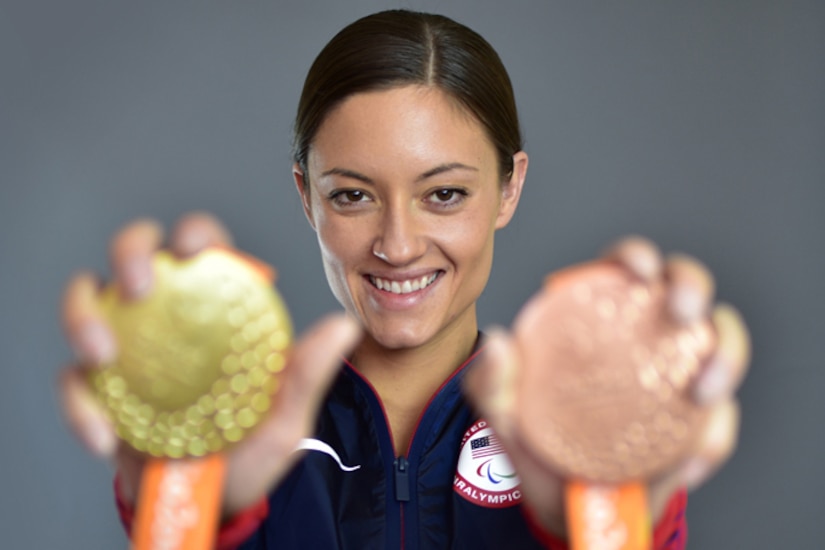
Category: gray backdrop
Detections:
[{"x1": 2, "y1": 0, "x2": 823, "y2": 548}]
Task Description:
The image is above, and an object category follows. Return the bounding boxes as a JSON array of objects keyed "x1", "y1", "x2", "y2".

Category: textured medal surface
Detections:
[
  {"x1": 89, "y1": 248, "x2": 292, "y2": 458},
  {"x1": 515, "y1": 263, "x2": 714, "y2": 483}
]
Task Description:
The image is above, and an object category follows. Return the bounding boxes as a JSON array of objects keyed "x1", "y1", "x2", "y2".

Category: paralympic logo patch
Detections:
[{"x1": 453, "y1": 419, "x2": 522, "y2": 508}]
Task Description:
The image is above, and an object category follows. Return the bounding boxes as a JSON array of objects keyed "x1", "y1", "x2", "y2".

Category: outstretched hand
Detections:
[
  {"x1": 463, "y1": 236, "x2": 750, "y2": 536},
  {"x1": 59, "y1": 212, "x2": 362, "y2": 517}
]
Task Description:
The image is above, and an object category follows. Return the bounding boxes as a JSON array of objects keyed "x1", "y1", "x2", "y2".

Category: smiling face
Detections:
[{"x1": 295, "y1": 85, "x2": 527, "y2": 352}]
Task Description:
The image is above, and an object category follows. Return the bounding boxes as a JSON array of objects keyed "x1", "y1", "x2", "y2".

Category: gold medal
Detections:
[{"x1": 89, "y1": 247, "x2": 292, "y2": 458}]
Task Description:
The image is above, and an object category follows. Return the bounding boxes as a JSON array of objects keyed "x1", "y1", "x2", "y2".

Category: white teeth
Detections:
[{"x1": 370, "y1": 273, "x2": 438, "y2": 295}]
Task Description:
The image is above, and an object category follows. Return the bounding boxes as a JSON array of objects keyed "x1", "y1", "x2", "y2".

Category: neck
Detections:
[{"x1": 351, "y1": 312, "x2": 479, "y2": 454}]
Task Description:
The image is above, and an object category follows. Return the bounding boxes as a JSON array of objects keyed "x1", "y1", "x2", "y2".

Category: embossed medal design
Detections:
[
  {"x1": 89, "y1": 248, "x2": 292, "y2": 458},
  {"x1": 514, "y1": 262, "x2": 715, "y2": 550},
  {"x1": 515, "y1": 262, "x2": 714, "y2": 483}
]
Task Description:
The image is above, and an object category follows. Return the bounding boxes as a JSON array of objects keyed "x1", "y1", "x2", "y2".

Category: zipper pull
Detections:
[{"x1": 394, "y1": 456, "x2": 410, "y2": 502}]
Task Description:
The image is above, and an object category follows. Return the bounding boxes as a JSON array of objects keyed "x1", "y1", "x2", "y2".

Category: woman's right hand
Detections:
[{"x1": 59, "y1": 212, "x2": 362, "y2": 517}]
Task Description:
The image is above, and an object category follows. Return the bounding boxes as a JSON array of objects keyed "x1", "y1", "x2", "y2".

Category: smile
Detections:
[{"x1": 369, "y1": 273, "x2": 439, "y2": 295}]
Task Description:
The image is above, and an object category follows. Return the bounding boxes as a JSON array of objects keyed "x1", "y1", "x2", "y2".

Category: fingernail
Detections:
[
  {"x1": 694, "y1": 357, "x2": 730, "y2": 405},
  {"x1": 670, "y1": 287, "x2": 704, "y2": 324},
  {"x1": 681, "y1": 458, "x2": 709, "y2": 490},
  {"x1": 86, "y1": 419, "x2": 117, "y2": 457},
  {"x1": 77, "y1": 322, "x2": 116, "y2": 364},
  {"x1": 177, "y1": 230, "x2": 208, "y2": 256},
  {"x1": 630, "y1": 252, "x2": 659, "y2": 281},
  {"x1": 704, "y1": 403, "x2": 735, "y2": 449},
  {"x1": 121, "y1": 258, "x2": 152, "y2": 298}
]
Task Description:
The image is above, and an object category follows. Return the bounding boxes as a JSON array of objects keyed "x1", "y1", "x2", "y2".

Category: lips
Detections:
[{"x1": 368, "y1": 272, "x2": 439, "y2": 295}]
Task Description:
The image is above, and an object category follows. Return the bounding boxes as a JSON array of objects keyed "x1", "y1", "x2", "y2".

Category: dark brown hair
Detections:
[{"x1": 292, "y1": 10, "x2": 522, "y2": 184}]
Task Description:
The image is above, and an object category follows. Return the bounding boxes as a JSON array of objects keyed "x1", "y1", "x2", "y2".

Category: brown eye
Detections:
[
  {"x1": 433, "y1": 189, "x2": 456, "y2": 202},
  {"x1": 329, "y1": 188, "x2": 372, "y2": 208},
  {"x1": 426, "y1": 188, "x2": 467, "y2": 209}
]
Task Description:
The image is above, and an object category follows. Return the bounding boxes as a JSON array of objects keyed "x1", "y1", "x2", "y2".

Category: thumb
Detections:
[
  {"x1": 463, "y1": 328, "x2": 520, "y2": 439},
  {"x1": 223, "y1": 313, "x2": 361, "y2": 513},
  {"x1": 58, "y1": 366, "x2": 117, "y2": 458},
  {"x1": 276, "y1": 313, "x2": 362, "y2": 424}
]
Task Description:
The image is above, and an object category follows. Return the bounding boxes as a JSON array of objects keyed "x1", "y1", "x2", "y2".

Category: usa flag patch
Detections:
[{"x1": 453, "y1": 419, "x2": 522, "y2": 508}]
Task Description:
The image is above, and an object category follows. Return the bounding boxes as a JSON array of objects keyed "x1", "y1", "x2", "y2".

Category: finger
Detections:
[
  {"x1": 463, "y1": 328, "x2": 519, "y2": 439},
  {"x1": 58, "y1": 367, "x2": 117, "y2": 457},
  {"x1": 114, "y1": 446, "x2": 148, "y2": 506},
  {"x1": 664, "y1": 253, "x2": 715, "y2": 324},
  {"x1": 603, "y1": 235, "x2": 663, "y2": 282},
  {"x1": 648, "y1": 399, "x2": 740, "y2": 520},
  {"x1": 62, "y1": 272, "x2": 116, "y2": 365},
  {"x1": 647, "y1": 469, "x2": 687, "y2": 526},
  {"x1": 694, "y1": 304, "x2": 751, "y2": 405},
  {"x1": 680, "y1": 399, "x2": 740, "y2": 490},
  {"x1": 170, "y1": 211, "x2": 234, "y2": 258},
  {"x1": 109, "y1": 218, "x2": 164, "y2": 300},
  {"x1": 276, "y1": 314, "x2": 361, "y2": 426}
]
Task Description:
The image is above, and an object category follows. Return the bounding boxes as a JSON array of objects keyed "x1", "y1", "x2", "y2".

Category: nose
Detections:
[{"x1": 372, "y1": 203, "x2": 426, "y2": 266}]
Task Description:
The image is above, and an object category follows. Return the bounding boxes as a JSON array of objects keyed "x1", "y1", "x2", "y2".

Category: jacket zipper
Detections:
[
  {"x1": 394, "y1": 456, "x2": 411, "y2": 502},
  {"x1": 395, "y1": 455, "x2": 409, "y2": 549},
  {"x1": 344, "y1": 343, "x2": 483, "y2": 550}
]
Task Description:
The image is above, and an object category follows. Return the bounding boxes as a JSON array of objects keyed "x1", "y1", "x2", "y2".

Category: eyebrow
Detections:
[
  {"x1": 320, "y1": 168, "x2": 374, "y2": 184},
  {"x1": 320, "y1": 162, "x2": 478, "y2": 185},
  {"x1": 416, "y1": 162, "x2": 478, "y2": 181}
]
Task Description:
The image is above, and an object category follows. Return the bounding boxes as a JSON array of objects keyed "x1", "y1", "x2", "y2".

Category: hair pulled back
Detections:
[{"x1": 293, "y1": 10, "x2": 523, "y2": 184}]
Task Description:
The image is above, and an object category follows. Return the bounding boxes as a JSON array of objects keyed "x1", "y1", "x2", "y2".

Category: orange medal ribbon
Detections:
[
  {"x1": 132, "y1": 455, "x2": 227, "y2": 550},
  {"x1": 566, "y1": 481, "x2": 650, "y2": 550}
]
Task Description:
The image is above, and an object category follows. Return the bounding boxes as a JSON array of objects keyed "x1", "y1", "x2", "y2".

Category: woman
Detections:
[{"x1": 59, "y1": 10, "x2": 749, "y2": 549}]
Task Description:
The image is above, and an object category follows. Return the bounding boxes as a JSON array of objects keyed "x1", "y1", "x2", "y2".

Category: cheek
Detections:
[
  {"x1": 463, "y1": 232, "x2": 496, "y2": 281},
  {"x1": 312, "y1": 203, "x2": 349, "y2": 261},
  {"x1": 439, "y1": 212, "x2": 497, "y2": 282},
  {"x1": 448, "y1": 227, "x2": 491, "y2": 263},
  {"x1": 452, "y1": 200, "x2": 499, "y2": 259},
  {"x1": 316, "y1": 232, "x2": 358, "y2": 312},
  {"x1": 317, "y1": 224, "x2": 353, "y2": 276},
  {"x1": 314, "y1": 214, "x2": 369, "y2": 294}
]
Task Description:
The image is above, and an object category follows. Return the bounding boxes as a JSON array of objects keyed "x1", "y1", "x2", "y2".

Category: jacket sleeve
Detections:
[
  {"x1": 522, "y1": 488, "x2": 688, "y2": 550},
  {"x1": 114, "y1": 475, "x2": 269, "y2": 550}
]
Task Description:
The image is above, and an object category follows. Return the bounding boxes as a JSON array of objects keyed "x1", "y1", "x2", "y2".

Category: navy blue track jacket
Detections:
[{"x1": 239, "y1": 347, "x2": 548, "y2": 549}]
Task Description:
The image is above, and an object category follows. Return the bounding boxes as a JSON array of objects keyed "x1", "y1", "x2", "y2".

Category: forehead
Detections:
[{"x1": 308, "y1": 86, "x2": 497, "y2": 177}]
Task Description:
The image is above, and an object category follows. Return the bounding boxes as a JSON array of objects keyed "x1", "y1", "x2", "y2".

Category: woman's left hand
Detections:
[{"x1": 463, "y1": 236, "x2": 751, "y2": 537}]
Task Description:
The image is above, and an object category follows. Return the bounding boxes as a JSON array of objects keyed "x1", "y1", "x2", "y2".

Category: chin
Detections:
[{"x1": 366, "y1": 322, "x2": 437, "y2": 351}]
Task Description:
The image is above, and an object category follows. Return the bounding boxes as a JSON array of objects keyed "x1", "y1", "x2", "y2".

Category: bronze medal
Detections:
[{"x1": 514, "y1": 262, "x2": 714, "y2": 483}]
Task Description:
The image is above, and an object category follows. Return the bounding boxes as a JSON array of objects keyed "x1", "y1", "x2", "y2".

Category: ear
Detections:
[
  {"x1": 293, "y1": 164, "x2": 316, "y2": 231},
  {"x1": 495, "y1": 151, "x2": 528, "y2": 230}
]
